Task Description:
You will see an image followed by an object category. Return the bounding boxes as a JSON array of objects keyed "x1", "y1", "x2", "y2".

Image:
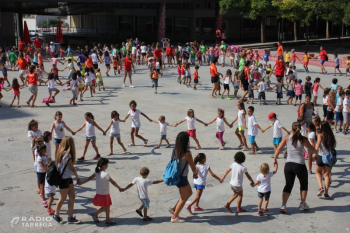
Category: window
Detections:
[
  {"x1": 201, "y1": 18, "x2": 214, "y2": 35},
  {"x1": 175, "y1": 18, "x2": 190, "y2": 36},
  {"x1": 119, "y1": 16, "x2": 134, "y2": 31},
  {"x1": 137, "y1": 17, "x2": 153, "y2": 32}
]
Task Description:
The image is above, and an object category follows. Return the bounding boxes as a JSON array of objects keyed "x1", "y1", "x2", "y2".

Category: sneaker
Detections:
[
  {"x1": 130, "y1": 85, "x2": 135, "y2": 88},
  {"x1": 193, "y1": 206, "x2": 204, "y2": 211},
  {"x1": 171, "y1": 217, "x2": 185, "y2": 223},
  {"x1": 257, "y1": 210, "x2": 263, "y2": 215},
  {"x1": 53, "y1": 214, "x2": 63, "y2": 224},
  {"x1": 42, "y1": 201, "x2": 48, "y2": 207},
  {"x1": 185, "y1": 205, "x2": 192, "y2": 214},
  {"x1": 106, "y1": 221, "x2": 117, "y2": 226},
  {"x1": 236, "y1": 208, "x2": 247, "y2": 213},
  {"x1": 317, "y1": 187, "x2": 324, "y2": 196},
  {"x1": 334, "y1": 129, "x2": 339, "y2": 133},
  {"x1": 136, "y1": 209, "x2": 143, "y2": 217},
  {"x1": 166, "y1": 144, "x2": 171, "y2": 148},
  {"x1": 263, "y1": 209, "x2": 269, "y2": 213},
  {"x1": 324, "y1": 193, "x2": 330, "y2": 199},
  {"x1": 226, "y1": 98, "x2": 231, "y2": 100},
  {"x1": 144, "y1": 139, "x2": 148, "y2": 147},
  {"x1": 67, "y1": 216, "x2": 81, "y2": 224},
  {"x1": 280, "y1": 204, "x2": 287, "y2": 214},
  {"x1": 47, "y1": 208, "x2": 55, "y2": 215},
  {"x1": 93, "y1": 154, "x2": 100, "y2": 160},
  {"x1": 143, "y1": 216, "x2": 153, "y2": 221},
  {"x1": 221, "y1": 95, "x2": 224, "y2": 99},
  {"x1": 299, "y1": 202, "x2": 309, "y2": 210},
  {"x1": 123, "y1": 84, "x2": 125, "y2": 87},
  {"x1": 77, "y1": 157, "x2": 85, "y2": 161}
]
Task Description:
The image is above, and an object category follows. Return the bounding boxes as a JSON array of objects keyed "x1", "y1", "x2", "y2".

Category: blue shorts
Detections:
[
  {"x1": 53, "y1": 138, "x2": 62, "y2": 145},
  {"x1": 190, "y1": 58, "x2": 195, "y2": 63},
  {"x1": 335, "y1": 111, "x2": 343, "y2": 122},
  {"x1": 258, "y1": 191, "x2": 271, "y2": 199},
  {"x1": 209, "y1": 55, "x2": 214, "y2": 60},
  {"x1": 249, "y1": 135, "x2": 256, "y2": 144},
  {"x1": 176, "y1": 176, "x2": 189, "y2": 188},
  {"x1": 140, "y1": 198, "x2": 150, "y2": 209},
  {"x1": 193, "y1": 184, "x2": 205, "y2": 190},
  {"x1": 320, "y1": 60, "x2": 326, "y2": 65},
  {"x1": 276, "y1": 92, "x2": 283, "y2": 99},
  {"x1": 160, "y1": 135, "x2": 166, "y2": 140},
  {"x1": 86, "y1": 136, "x2": 96, "y2": 142},
  {"x1": 36, "y1": 172, "x2": 46, "y2": 184},
  {"x1": 46, "y1": 193, "x2": 55, "y2": 198},
  {"x1": 132, "y1": 127, "x2": 140, "y2": 130},
  {"x1": 273, "y1": 137, "x2": 282, "y2": 145},
  {"x1": 109, "y1": 133, "x2": 120, "y2": 138},
  {"x1": 152, "y1": 78, "x2": 158, "y2": 88},
  {"x1": 287, "y1": 90, "x2": 295, "y2": 97}
]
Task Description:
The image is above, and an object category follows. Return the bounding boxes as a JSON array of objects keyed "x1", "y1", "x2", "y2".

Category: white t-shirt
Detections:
[
  {"x1": 308, "y1": 131, "x2": 315, "y2": 145},
  {"x1": 155, "y1": 62, "x2": 160, "y2": 69},
  {"x1": 224, "y1": 75, "x2": 230, "y2": 84},
  {"x1": 85, "y1": 72, "x2": 93, "y2": 83},
  {"x1": 48, "y1": 79, "x2": 55, "y2": 89},
  {"x1": 335, "y1": 98, "x2": 343, "y2": 112},
  {"x1": 50, "y1": 45, "x2": 55, "y2": 52},
  {"x1": 193, "y1": 164, "x2": 210, "y2": 186},
  {"x1": 45, "y1": 176, "x2": 56, "y2": 194},
  {"x1": 141, "y1": 46, "x2": 147, "y2": 53},
  {"x1": 53, "y1": 121, "x2": 65, "y2": 139},
  {"x1": 272, "y1": 119, "x2": 283, "y2": 138},
  {"x1": 216, "y1": 117, "x2": 225, "y2": 132},
  {"x1": 95, "y1": 171, "x2": 111, "y2": 195},
  {"x1": 301, "y1": 123, "x2": 307, "y2": 136},
  {"x1": 36, "y1": 154, "x2": 48, "y2": 173},
  {"x1": 45, "y1": 141, "x2": 52, "y2": 159},
  {"x1": 256, "y1": 172, "x2": 273, "y2": 193},
  {"x1": 237, "y1": 110, "x2": 245, "y2": 127},
  {"x1": 185, "y1": 116, "x2": 197, "y2": 130},
  {"x1": 230, "y1": 163, "x2": 247, "y2": 187},
  {"x1": 132, "y1": 47, "x2": 136, "y2": 55},
  {"x1": 28, "y1": 129, "x2": 42, "y2": 147},
  {"x1": 110, "y1": 119, "x2": 120, "y2": 134},
  {"x1": 91, "y1": 53, "x2": 98, "y2": 64},
  {"x1": 233, "y1": 77, "x2": 239, "y2": 86},
  {"x1": 159, "y1": 122, "x2": 168, "y2": 135},
  {"x1": 132, "y1": 177, "x2": 153, "y2": 199},
  {"x1": 343, "y1": 98, "x2": 349, "y2": 113},
  {"x1": 86, "y1": 120, "x2": 95, "y2": 137},
  {"x1": 128, "y1": 109, "x2": 142, "y2": 128},
  {"x1": 258, "y1": 82, "x2": 267, "y2": 93},
  {"x1": 248, "y1": 115, "x2": 258, "y2": 136},
  {"x1": 70, "y1": 79, "x2": 78, "y2": 90}
]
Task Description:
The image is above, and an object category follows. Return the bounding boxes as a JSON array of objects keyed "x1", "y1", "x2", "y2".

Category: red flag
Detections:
[
  {"x1": 23, "y1": 21, "x2": 31, "y2": 44},
  {"x1": 55, "y1": 21, "x2": 63, "y2": 43}
]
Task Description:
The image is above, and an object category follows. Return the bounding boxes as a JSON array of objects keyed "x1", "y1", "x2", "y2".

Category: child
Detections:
[
  {"x1": 95, "y1": 68, "x2": 105, "y2": 91},
  {"x1": 306, "y1": 123, "x2": 316, "y2": 174},
  {"x1": 257, "y1": 78, "x2": 267, "y2": 105},
  {"x1": 43, "y1": 73, "x2": 61, "y2": 107},
  {"x1": 334, "y1": 90, "x2": 345, "y2": 133},
  {"x1": 285, "y1": 50, "x2": 290, "y2": 66},
  {"x1": 176, "y1": 109, "x2": 208, "y2": 150},
  {"x1": 121, "y1": 167, "x2": 163, "y2": 221},
  {"x1": 151, "y1": 115, "x2": 177, "y2": 148},
  {"x1": 49, "y1": 111, "x2": 75, "y2": 158},
  {"x1": 113, "y1": 56, "x2": 118, "y2": 75},
  {"x1": 221, "y1": 152, "x2": 254, "y2": 213},
  {"x1": 326, "y1": 90, "x2": 336, "y2": 126},
  {"x1": 270, "y1": 77, "x2": 286, "y2": 105},
  {"x1": 322, "y1": 88, "x2": 331, "y2": 121},
  {"x1": 68, "y1": 72, "x2": 79, "y2": 105},
  {"x1": 247, "y1": 80, "x2": 255, "y2": 104},
  {"x1": 75, "y1": 112, "x2": 106, "y2": 161},
  {"x1": 28, "y1": 119, "x2": 42, "y2": 163},
  {"x1": 263, "y1": 50, "x2": 270, "y2": 68},
  {"x1": 333, "y1": 54, "x2": 342, "y2": 76},
  {"x1": 303, "y1": 51, "x2": 311, "y2": 72},
  {"x1": 291, "y1": 49, "x2": 299, "y2": 66},
  {"x1": 45, "y1": 161, "x2": 56, "y2": 215},
  {"x1": 294, "y1": 79, "x2": 304, "y2": 106},
  {"x1": 221, "y1": 69, "x2": 232, "y2": 100},
  {"x1": 43, "y1": 131, "x2": 52, "y2": 163},
  {"x1": 297, "y1": 115, "x2": 307, "y2": 136},
  {"x1": 231, "y1": 101, "x2": 248, "y2": 151},
  {"x1": 50, "y1": 64, "x2": 63, "y2": 85},
  {"x1": 185, "y1": 63, "x2": 191, "y2": 87},
  {"x1": 313, "y1": 77, "x2": 324, "y2": 105},
  {"x1": 104, "y1": 111, "x2": 127, "y2": 155},
  {"x1": 331, "y1": 78, "x2": 339, "y2": 91},
  {"x1": 1, "y1": 63, "x2": 10, "y2": 87},
  {"x1": 233, "y1": 71, "x2": 240, "y2": 100},
  {"x1": 36, "y1": 144, "x2": 48, "y2": 207},
  {"x1": 79, "y1": 158, "x2": 122, "y2": 226},
  {"x1": 304, "y1": 76, "x2": 313, "y2": 97},
  {"x1": 151, "y1": 67, "x2": 159, "y2": 94},
  {"x1": 247, "y1": 106, "x2": 264, "y2": 154},
  {"x1": 342, "y1": 90, "x2": 350, "y2": 135},
  {"x1": 252, "y1": 163, "x2": 278, "y2": 215},
  {"x1": 176, "y1": 60, "x2": 182, "y2": 83},
  {"x1": 82, "y1": 67, "x2": 94, "y2": 97},
  {"x1": 123, "y1": 100, "x2": 152, "y2": 147},
  {"x1": 6, "y1": 78, "x2": 24, "y2": 107},
  {"x1": 207, "y1": 108, "x2": 232, "y2": 150},
  {"x1": 186, "y1": 153, "x2": 221, "y2": 213},
  {"x1": 345, "y1": 56, "x2": 350, "y2": 77},
  {"x1": 193, "y1": 65, "x2": 200, "y2": 90},
  {"x1": 264, "y1": 112, "x2": 291, "y2": 157},
  {"x1": 286, "y1": 74, "x2": 296, "y2": 105}
]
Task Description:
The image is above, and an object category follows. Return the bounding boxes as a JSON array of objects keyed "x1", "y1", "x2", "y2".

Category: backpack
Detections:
[
  {"x1": 46, "y1": 158, "x2": 71, "y2": 186},
  {"x1": 297, "y1": 102, "x2": 314, "y2": 117},
  {"x1": 238, "y1": 68, "x2": 246, "y2": 81},
  {"x1": 325, "y1": 54, "x2": 329, "y2": 61},
  {"x1": 322, "y1": 148, "x2": 337, "y2": 166},
  {"x1": 163, "y1": 156, "x2": 188, "y2": 186}
]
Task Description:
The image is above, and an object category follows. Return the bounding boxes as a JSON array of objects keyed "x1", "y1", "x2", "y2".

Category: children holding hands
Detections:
[{"x1": 151, "y1": 115, "x2": 177, "y2": 148}]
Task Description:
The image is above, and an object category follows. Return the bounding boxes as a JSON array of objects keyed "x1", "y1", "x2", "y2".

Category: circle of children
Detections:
[{"x1": 5, "y1": 38, "x2": 346, "y2": 225}]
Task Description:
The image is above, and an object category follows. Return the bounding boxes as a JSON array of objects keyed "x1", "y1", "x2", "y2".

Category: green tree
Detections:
[{"x1": 220, "y1": 0, "x2": 276, "y2": 43}]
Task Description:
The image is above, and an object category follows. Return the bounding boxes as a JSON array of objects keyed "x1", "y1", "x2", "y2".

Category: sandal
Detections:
[
  {"x1": 142, "y1": 216, "x2": 153, "y2": 221},
  {"x1": 77, "y1": 157, "x2": 85, "y2": 162},
  {"x1": 280, "y1": 204, "x2": 287, "y2": 214},
  {"x1": 224, "y1": 204, "x2": 232, "y2": 213},
  {"x1": 105, "y1": 221, "x2": 116, "y2": 226},
  {"x1": 107, "y1": 153, "x2": 113, "y2": 156},
  {"x1": 128, "y1": 143, "x2": 135, "y2": 147},
  {"x1": 136, "y1": 209, "x2": 143, "y2": 217},
  {"x1": 90, "y1": 213, "x2": 99, "y2": 223},
  {"x1": 144, "y1": 139, "x2": 148, "y2": 147},
  {"x1": 122, "y1": 149, "x2": 127, "y2": 154}
]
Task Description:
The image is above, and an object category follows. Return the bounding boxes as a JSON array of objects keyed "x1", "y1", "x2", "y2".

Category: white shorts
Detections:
[{"x1": 19, "y1": 69, "x2": 26, "y2": 76}]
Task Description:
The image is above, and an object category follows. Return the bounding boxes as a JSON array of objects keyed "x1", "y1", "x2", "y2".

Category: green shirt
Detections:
[
  {"x1": 190, "y1": 51, "x2": 195, "y2": 58},
  {"x1": 200, "y1": 45, "x2": 207, "y2": 53},
  {"x1": 220, "y1": 45, "x2": 226, "y2": 50},
  {"x1": 120, "y1": 46, "x2": 126, "y2": 55},
  {"x1": 9, "y1": 52, "x2": 17, "y2": 62},
  {"x1": 238, "y1": 58, "x2": 245, "y2": 71}
]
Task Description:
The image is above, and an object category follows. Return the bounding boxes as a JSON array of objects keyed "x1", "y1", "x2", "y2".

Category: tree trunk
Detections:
[
  {"x1": 294, "y1": 21, "x2": 297, "y2": 41},
  {"x1": 261, "y1": 17, "x2": 265, "y2": 43},
  {"x1": 326, "y1": 21, "x2": 329, "y2": 39}
]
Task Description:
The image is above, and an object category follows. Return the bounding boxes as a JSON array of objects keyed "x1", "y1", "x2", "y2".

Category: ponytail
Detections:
[
  {"x1": 291, "y1": 122, "x2": 303, "y2": 147},
  {"x1": 194, "y1": 153, "x2": 206, "y2": 165},
  {"x1": 95, "y1": 157, "x2": 109, "y2": 173}
]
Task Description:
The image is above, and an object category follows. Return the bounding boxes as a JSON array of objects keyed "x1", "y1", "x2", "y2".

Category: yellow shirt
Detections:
[
  {"x1": 346, "y1": 60, "x2": 350, "y2": 69},
  {"x1": 285, "y1": 53, "x2": 290, "y2": 62},
  {"x1": 303, "y1": 55, "x2": 310, "y2": 63},
  {"x1": 96, "y1": 72, "x2": 103, "y2": 82}
]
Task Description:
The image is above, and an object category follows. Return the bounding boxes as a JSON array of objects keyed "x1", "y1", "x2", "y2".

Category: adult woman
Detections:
[
  {"x1": 53, "y1": 136, "x2": 81, "y2": 224},
  {"x1": 300, "y1": 94, "x2": 314, "y2": 124},
  {"x1": 274, "y1": 122, "x2": 317, "y2": 213},
  {"x1": 209, "y1": 58, "x2": 222, "y2": 98},
  {"x1": 314, "y1": 122, "x2": 337, "y2": 198},
  {"x1": 315, "y1": 46, "x2": 328, "y2": 74},
  {"x1": 170, "y1": 132, "x2": 198, "y2": 223},
  {"x1": 273, "y1": 41, "x2": 283, "y2": 57},
  {"x1": 240, "y1": 60, "x2": 250, "y2": 101},
  {"x1": 238, "y1": 53, "x2": 246, "y2": 72},
  {"x1": 122, "y1": 53, "x2": 135, "y2": 88},
  {"x1": 15, "y1": 53, "x2": 28, "y2": 86},
  {"x1": 25, "y1": 65, "x2": 39, "y2": 108},
  {"x1": 272, "y1": 56, "x2": 286, "y2": 83}
]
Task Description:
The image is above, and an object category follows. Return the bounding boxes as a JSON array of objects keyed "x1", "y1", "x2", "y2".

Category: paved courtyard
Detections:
[{"x1": 0, "y1": 49, "x2": 349, "y2": 233}]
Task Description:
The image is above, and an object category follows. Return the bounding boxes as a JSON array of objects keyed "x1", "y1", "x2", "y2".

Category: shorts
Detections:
[
  {"x1": 93, "y1": 64, "x2": 98, "y2": 69},
  {"x1": 113, "y1": 67, "x2": 118, "y2": 70},
  {"x1": 320, "y1": 60, "x2": 326, "y2": 65},
  {"x1": 343, "y1": 112, "x2": 350, "y2": 124},
  {"x1": 258, "y1": 191, "x2": 271, "y2": 199},
  {"x1": 234, "y1": 85, "x2": 239, "y2": 90},
  {"x1": 249, "y1": 135, "x2": 256, "y2": 144},
  {"x1": 335, "y1": 65, "x2": 339, "y2": 69},
  {"x1": 327, "y1": 111, "x2": 334, "y2": 120},
  {"x1": 313, "y1": 91, "x2": 317, "y2": 97},
  {"x1": 193, "y1": 184, "x2": 205, "y2": 190},
  {"x1": 140, "y1": 198, "x2": 150, "y2": 209},
  {"x1": 242, "y1": 80, "x2": 249, "y2": 91},
  {"x1": 105, "y1": 64, "x2": 110, "y2": 67},
  {"x1": 224, "y1": 84, "x2": 230, "y2": 90},
  {"x1": 316, "y1": 155, "x2": 331, "y2": 167},
  {"x1": 304, "y1": 62, "x2": 309, "y2": 66},
  {"x1": 335, "y1": 111, "x2": 343, "y2": 122},
  {"x1": 54, "y1": 76, "x2": 60, "y2": 81},
  {"x1": 79, "y1": 84, "x2": 84, "y2": 89},
  {"x1": 277, "y1": 92, "x2": 283, "y2": 99},
  {"x1": 109, "y1": 133, "x2": 121, "y2": 138},
  {"x1": 295, "y1": 94, "x2": 302, "y2": 100},
  {"x1": 131, "y1": 126, "x2": 140, "y2": 130},
  {"x1": 19, "y1": 69, "x2": 26, "y2": 76},
  {"x1": 273, "y1": 137, "x2": 282, "y2": 145},
  {"x1": 48, "y1": 87, "x2": 57, "y2": 92},
  {"x1": 152, "y1": 78, "x2": 158, "y2": 87},
  {"x1": 3, "y1": 75, "x2": 8, "y2": 81},
  {"x1": 59, "y1": 177, "x2": 73, "y2": 189},
  {"x1": 190, "y1": 58, "x2": 195, "y2": 63},
  {"x1": 287, "y1": 90, "x2": 295, "y2": 98},
  {"x1": 231, "y1": 185, "x2": 243, "y2": 193},
  {"x1": 97, "y1": 81, "x2": 104, "y2": 86},
  {"x1": 28, "y1": 85, "x2": 38, "y2": 94},
  {"x1": 258, "y1": 92, "x2": 266, "y2": 100},
  {"x1": 142, "y1": 53, "x2": 146, "y2": 56},
  {"x1": 92, "y1": 80, "x2": 96, "y2": 85},
  {"x1": 86, "y1": 136, "x2": 96, "y2": 142},
  {"x1": 248, "y1": 92, "x2": 254, "y2": 99},
  {"x1": 237, "y1": 126, "x2": 245, "y2": 132},
  {"x1": 208, "y1": 55, "x2": 214, "y2": 60},
  {"x1": 176, "y1": 176, "x2": 189, "y2": 188},
  {"x1": 160, "y1": 135, "x2": 166, "y2": 140},
  {"x1": 187, "y1": 129, "x2": 196, "y2": 138},
  {"x1": 36, "y1": 172, "x2": 46, "y2": 184},
  {"x1": 53, "y1": 138, "x2": 62, "y2": 145},
  {"x1": 197, "y1": 57, "x2": 202, "y2": 61},
  {"x1": 85, "y1": 82, "x2": 92, "y2": 86},
  {"x1": 194, "y1": 79, "x2": 198, "y2": 84},
  {"x1": 72, "y1": 89, "x2": 79, "y2": 98},
  {"x1": 46, "y1": 193, "x2": 55, "y2": 198},
  {"x1": 323, "y1": 105, "x2": 328, "y2": 117},
  {"x1": 346, "y1": 68, "x2": 350, "y2": 73},
  {"x1": 211, "y1": 76, "x2": 219, "y2": 84}
]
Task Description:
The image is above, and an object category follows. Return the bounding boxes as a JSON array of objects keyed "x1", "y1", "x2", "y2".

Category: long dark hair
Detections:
[
  {"x1": 173, "y1": 132, "x2": 190, "y2": 159},
  {"x1": 194, "y1": 153, "x2": 206, "y2": 165},
  {"x1": 85, "y1": 112, "x2": 94, "y2": 120},
  {"x1": 95, "y1": 157, "x2": 109, "y2": 173},
  {"x1": 320, "y1": 121, "x2": 336, "y2": 149},
  {"x1": 291, "y1": 122, "x2": 304, "y2": 147}
]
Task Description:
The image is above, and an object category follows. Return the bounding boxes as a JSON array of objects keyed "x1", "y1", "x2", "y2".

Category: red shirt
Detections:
[
  {"x1": 51, "y1": 67, "x2": 59, "y2": 77},
  {"x1": 154, "y1": 49, "x2": 162, "y2": 59},
  {"x1": 210, "y1": 64, "x2": 217, "y2": 77},
  {"x1": 27, "y1": 72, "x2": 37, "y2": 86},
  {"x1": 193, "y1": 70, "x2": 198, "y2": 79},
  {"x1": 319, "y1": 50, "x2": 327, "y2": 60},
  {"x1": 86, "y1": 58, "x2": 93, "y2": 68},
  {"x1": 13, "y1": 84, "x2": 20, "y2": 95},
  {"x1": 275, "y1": 60, "x2": 285, "y2": 76},
  {"x1": 33, "y1": 39, "x2": 42, "y2": 49},
  {"x1": 124, "y1": 57, "x2": 132, "y2": 70},
  {"x1": 38, "y1": 53, "x2": 43, "y2": 64},
  {"x1": 166, "y1": 46, "x2": 172, "y2": 56},
  {"x1": 17, "y1": 58, "x2": 28, "y2": 70},
  {"x1": 181, "y1": 65, "x2": 185, "y2": 75},
  {"x1": 19, "y1": 41, "x2": 25, "y2": 50}
]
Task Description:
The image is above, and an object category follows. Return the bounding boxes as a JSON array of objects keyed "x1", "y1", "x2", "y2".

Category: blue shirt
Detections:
[
  {"x1": 2, "y1": 67, "x2": 7, "y2": 76},
  {"x1": 263, "y1": 54, "x2": 270, "y2": 62},
  {"x1": 67, "y1": 48, "x2": 72, "y2": 55},
  {"x1": 78, "y1": 54, "x2": 85, "y2": 63},
  {"x1": 331, "y1": 84, "x2": 338, "y2": 91},
  {"x1": 334, "y1": 58, "x2": 340, "y2": 66}
]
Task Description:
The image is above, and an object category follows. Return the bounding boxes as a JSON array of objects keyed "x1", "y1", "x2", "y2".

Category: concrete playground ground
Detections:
[{"x1": 0, "y1": 49, "x2": 349, "y2": 233}]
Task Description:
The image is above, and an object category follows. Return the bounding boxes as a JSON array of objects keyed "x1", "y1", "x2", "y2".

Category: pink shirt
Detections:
[
  {"x1": 313, "y1": 83, "x2": 319, "y2": 92},
  {"x1": 38, "y1": 53, "x2": 43, "y2": 65},
  {"x1": 52, "y1": 57, "x2": 58, "y2": 65},
  {"x1": 295, "y1": 84, "x2": 303, "y2": 96}
]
